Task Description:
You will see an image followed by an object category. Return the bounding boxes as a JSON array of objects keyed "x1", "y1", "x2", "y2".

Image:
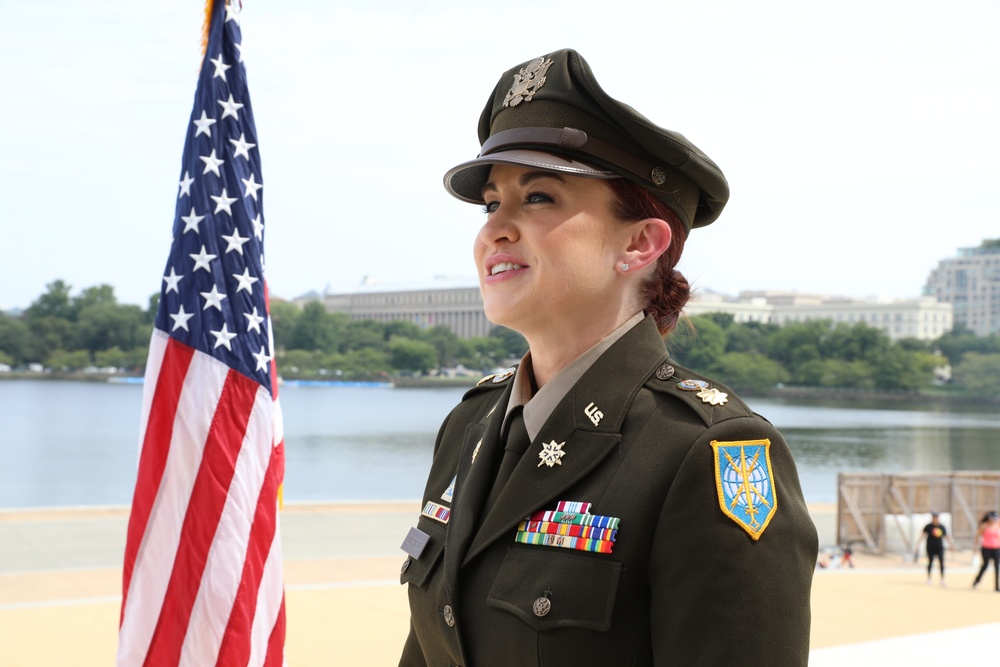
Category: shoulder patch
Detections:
[{"x1": 710, "y1": 439, "x2": 777, "y2": 540}]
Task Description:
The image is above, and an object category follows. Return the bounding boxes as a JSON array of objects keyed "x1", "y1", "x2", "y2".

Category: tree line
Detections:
[
  {"x1": 668, "y1": 313, "x2": 1000, "y2": 395},
  {"x1": 2, "y1": 280, "x2": 1000, "y2": 395},
  {"x1": 0, "y1": 280, "x2": 527, "y2": 379}
]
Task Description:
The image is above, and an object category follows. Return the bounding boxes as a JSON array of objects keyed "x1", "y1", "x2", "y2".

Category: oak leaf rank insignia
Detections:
[{"x1": 697, "y1": 387, "x2": 728, "y2": 405}]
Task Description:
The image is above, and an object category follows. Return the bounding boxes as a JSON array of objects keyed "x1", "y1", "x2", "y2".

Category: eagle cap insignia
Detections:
[
  {"x1": 503, "y1": 57, "x2": 554, "y2": 107},
  {"x1": 710, "y1": 439, "x2": 777, "y2": 540}
]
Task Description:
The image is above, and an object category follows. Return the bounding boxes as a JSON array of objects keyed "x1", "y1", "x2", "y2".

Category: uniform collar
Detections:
[
  {"x1": 462, "y1": 312, "x2": 667, "y2": 564},
  {"x1": 505, "y1": 311, "x2": 645, "y2": 440}
]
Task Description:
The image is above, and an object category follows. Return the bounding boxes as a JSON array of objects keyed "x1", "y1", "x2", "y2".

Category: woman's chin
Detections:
[{"x1": 482, "y1": 303, "x2": 528, "y2": 333}]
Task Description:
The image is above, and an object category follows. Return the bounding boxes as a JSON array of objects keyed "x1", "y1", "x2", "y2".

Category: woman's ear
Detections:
[{"x1": 620, "y1": 218, "x2": 672, "y2": 272}]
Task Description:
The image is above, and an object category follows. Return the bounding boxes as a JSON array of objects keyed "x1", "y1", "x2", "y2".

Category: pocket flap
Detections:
[{"x1": 487, "y1": 547, "x2": 622, "y2": 631}]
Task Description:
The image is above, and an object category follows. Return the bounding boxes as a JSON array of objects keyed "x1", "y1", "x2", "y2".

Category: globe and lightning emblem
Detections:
[{"x1": 711, "y1": 439, "x2": 778, "y2": 540}]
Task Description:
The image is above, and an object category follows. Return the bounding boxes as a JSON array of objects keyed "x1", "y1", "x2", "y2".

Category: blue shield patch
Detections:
[{"x1": 710, "y1": 439, "x2": 777, "y2": 540}]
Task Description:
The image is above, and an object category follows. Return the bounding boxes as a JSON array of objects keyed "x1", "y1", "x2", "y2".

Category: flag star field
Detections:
[{"x1": 156, "y1": 6, "x2": 272, "y2": 392}]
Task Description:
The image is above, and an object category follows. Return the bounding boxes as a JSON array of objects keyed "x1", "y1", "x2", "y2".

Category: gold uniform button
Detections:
[
  {"x1": 532, "y1": 597, "x2": 552, "y2": 617},
  {"x1": 443, "y1": 604, "x2": 456, "y2": 627}
]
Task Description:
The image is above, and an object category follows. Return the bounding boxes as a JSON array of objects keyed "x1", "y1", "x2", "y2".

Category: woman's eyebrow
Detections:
[
  {"x1": 520, "y1": 171, "x2": 565, "y2": 187},
  {"x1": 481, "y1": 171, "x2": 566, "y2": 197}
]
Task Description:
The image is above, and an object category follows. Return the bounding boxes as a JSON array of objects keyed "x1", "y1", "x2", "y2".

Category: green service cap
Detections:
[{"x1": 443, "y1": 49, "x2": 730, "y2": 230}]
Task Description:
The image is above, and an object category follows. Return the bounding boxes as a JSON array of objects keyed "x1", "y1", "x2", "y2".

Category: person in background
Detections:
[
  {"x1": 397, "y1": 48, "x2": 818, "y2": 667},
  {"x1": 916, "y1": 511, "x2": 954, "y2": 586},
  {"x1": 972, "y1": 511, "x2": 1000, "y2": 592}
]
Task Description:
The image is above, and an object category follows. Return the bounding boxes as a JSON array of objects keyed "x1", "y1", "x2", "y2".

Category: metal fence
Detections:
[{"x1": 837, "y1": 472, "x2": 1000, "y2": 554}]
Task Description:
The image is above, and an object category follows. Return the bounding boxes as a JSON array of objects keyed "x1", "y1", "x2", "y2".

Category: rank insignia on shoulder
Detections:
[
  {"x1": 697, "y1": 387, "x2": 728, "y2": 406},
  {"x1": 478, "y1": 367, "x2": 516, "y2": 385},
  {"x1": 492, "y1": 366, "x2": 516, "y2": 383},
  {"x1": 710, "y1": 439, "x2": 777, "y2": 540}
]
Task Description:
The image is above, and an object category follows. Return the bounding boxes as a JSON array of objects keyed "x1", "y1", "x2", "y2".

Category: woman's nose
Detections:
[{"x1": 478, "y1": 207, "x2": 519, "y2": 246}]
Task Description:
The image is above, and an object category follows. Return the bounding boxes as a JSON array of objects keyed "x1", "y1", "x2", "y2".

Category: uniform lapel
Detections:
[
  {"x1": 444, "y1": 384, "x2": 511, "y2": 596},
  {"x1": 463, "y1": 316, "x2": 668, "y2": 565},
  {"x1": 463, "y1": 423, "x2": 620, "y2": 565}
]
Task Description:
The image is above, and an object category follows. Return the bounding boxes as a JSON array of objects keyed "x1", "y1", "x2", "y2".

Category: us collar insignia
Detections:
[
  {"x1": 697, "y1": 387, "x2": 728, "y2": 405},
  {"x1": 537, "y1": 440, "x2": 566, "y2": 467},
  {"x1": 584, "y1": 401, "x2": 603, "y2": 426},
  {"x1": 503, "y1": 57, "x2": 554, "y2": 107},
  {"x1": 710, "y1": 439, "x2": 777, "y2": 540}
]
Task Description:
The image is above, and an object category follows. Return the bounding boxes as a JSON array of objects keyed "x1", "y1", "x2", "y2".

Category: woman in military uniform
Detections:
[{"x1": 398, "y1": 49, "x2": 817, "y2": 667}]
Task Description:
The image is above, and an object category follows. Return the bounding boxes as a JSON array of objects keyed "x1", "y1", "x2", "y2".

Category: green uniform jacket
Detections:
[{"x1": 399, "y1": 316, "x2": 817, "y2": 666}]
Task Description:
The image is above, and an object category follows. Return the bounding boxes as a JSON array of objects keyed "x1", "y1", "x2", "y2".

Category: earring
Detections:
[{"x1": 621, "y1": 263, "x2": 630, "y2": 272}]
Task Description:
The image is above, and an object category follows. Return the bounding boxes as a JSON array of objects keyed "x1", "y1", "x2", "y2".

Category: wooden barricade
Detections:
[{"x1": 837, "y1": 472, "x2": 1000, "y2": 554}]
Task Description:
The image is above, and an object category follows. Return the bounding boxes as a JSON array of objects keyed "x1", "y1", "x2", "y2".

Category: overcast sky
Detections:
[{"x1": 1, "y1": 0, "x2": 997, "y2": 311}]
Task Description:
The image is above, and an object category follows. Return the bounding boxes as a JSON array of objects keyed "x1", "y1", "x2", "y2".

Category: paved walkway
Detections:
[{"x1": 0, "y1": 502, "x2": 997, "y2": 666}]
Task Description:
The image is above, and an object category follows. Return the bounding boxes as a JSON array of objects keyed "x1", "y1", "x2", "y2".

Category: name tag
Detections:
[{"x1": 400, "y1": 526, "x2": 430, "y2": 559}]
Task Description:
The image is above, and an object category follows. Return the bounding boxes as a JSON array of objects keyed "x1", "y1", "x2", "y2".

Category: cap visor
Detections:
[{"x1": 443, "y1": 149, "x2": 616, "y2": 204}]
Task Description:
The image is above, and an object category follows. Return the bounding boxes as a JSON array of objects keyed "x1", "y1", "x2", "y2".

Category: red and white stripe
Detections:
[{"x1": 118, "y1": 329, "x2": 285, "y2": 666}]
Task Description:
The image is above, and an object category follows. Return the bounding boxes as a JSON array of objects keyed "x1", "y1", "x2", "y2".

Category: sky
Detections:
[{"x1": 1, "y1": 0, "x2": 998, "y2": 311}]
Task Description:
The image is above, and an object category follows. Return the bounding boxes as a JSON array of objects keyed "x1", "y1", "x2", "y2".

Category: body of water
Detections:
[{"x1": 2, "y1": 380, "x2": 998, "y2": 508}]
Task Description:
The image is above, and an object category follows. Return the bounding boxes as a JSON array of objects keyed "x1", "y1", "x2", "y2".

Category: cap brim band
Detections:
[{"x1": 443, "y1": 149, "x2": 616, "y2": 205}]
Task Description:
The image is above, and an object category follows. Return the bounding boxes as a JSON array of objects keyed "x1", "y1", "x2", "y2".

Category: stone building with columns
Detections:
[{"x1": 296, "y1": 276, "x2": 492, "y2": 339}]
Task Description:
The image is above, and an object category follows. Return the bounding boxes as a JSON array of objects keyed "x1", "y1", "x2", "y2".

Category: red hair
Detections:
[{"x1": 605, "y1": 179, "x2": 690, "y2": 335}]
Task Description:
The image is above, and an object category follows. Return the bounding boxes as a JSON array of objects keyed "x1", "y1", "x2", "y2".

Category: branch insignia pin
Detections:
[{"x1": 538, "y1": 440, "x2": 566, "y2": 467}]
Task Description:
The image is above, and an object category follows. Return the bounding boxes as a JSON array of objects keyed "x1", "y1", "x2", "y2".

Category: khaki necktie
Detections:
[{"x1": 483, "y1": 408, "x2": 531, "y2": 512}]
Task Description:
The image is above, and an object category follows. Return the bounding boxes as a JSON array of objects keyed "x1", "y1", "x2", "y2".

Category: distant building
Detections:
[
  {"x1": 923, "y1": 239, "x2": 1000, "y2": 337},
  {"x1": 297, "y1": 279, "x2": 954, "y2": 342},
  {"x1": 685, "y1": 290, "x2": 953, "y2": 341},
  {"x1": 299, "y1": 276, "x2": 492, "y2": 339}
]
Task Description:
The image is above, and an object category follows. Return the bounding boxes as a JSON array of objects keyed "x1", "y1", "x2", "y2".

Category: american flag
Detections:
[{"x1": 118, "y1": 1, "x2": 286, "y2": 665}]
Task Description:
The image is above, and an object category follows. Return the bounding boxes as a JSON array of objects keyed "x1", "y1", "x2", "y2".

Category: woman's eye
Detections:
[
  {"x1": 526, "y1": 192, "x2": 553, "y2": 204},
  {"x1": 483, "y1": 200, "x2": 500, "y2": 214}
]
